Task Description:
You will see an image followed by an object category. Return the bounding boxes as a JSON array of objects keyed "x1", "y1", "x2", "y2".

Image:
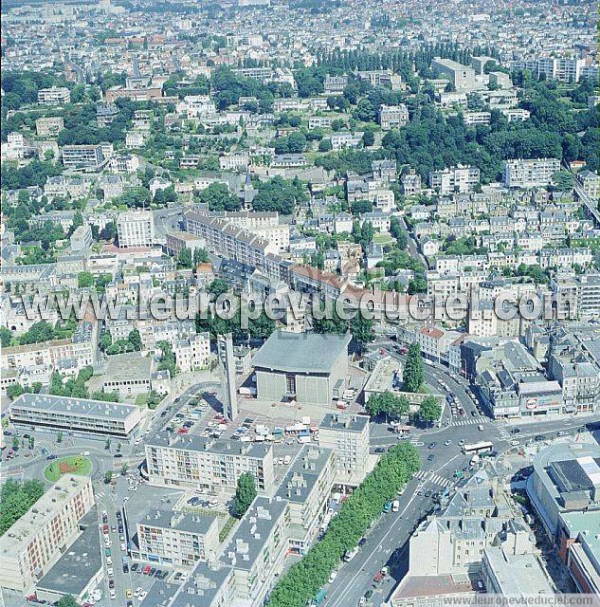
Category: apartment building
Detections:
[
  {"x1": 211, "y1": 211, "x2": 290, "y2": 253},
  {"x1": 516, "y1": 57, "x2": 586, "y2": 83},
  {"x1": 324, "y1": 75, "x2": 348, "y2": 94},
  {"x1": 37, "y1": 86, "x2": 71, "y2": 105},
  {"x1": 184, "y1": 210, "x2": 278, "y2": 271},
  {"x1": 9, "y1": 393, "x2": 143, "y2": 439},
  {"x1": 219, "y1": 152, "x2": 249, "y2": 171},
  {"x1": 165, "y1": 230, "x2": 206, "y2": 258},
  {"x1": 401, "y1": 169, "x2": 422, "y2": 196},
  {"x1": 61, "y1": 144, "x2": 104, "y2": 169},
  {"x1": 133, "y1": 510, "x2": 219, "y2": 568},
  {"x1": 378, "y1": 104, "x2": 409, "y2": 130},
  {"x1": 1, "y1": 333, "x2": 95, "y2": 374},
  {"x1": 578, "y1": 170, "x2": 600, "y2": 200},
  {"x1": 145, "y1": 433, "x2": 275, "y2": 496},
  {"x1": 275, "y1": 446, "x2": 335, "y2": 553},
  {"x1": 117, "y1": 210, "x2": 155, "y2": 248},
  {"x1": 222, "y1": 497, "x2": 289, "y2": 607},
  {"x1": 429, "y1": 165, "x2": 480, "y2": 194},
  {"x1": 431, "y1": 58, "x2": 476, "y2": 90},
  {"x1": 172, "y1": 332, "x2": 211, "y2": 373},
  {"x1": 462, "y1": 111, "x2": 491, "y2": 125},
  {"x1": 0, "y1": 476, "x2": 95, "y2": 594},
  {"x1": 503, "y1": 158, "x2": 561, "y2": 188},
  {"x1": 36, "y1": 116, "x2": 64, "y2": 136},
  {"x1": 318, "y1": 413, "x2": 370, "y2": 485},
  {"x1": 502, "y1": 108, "x2": 531, "y2": 122}
]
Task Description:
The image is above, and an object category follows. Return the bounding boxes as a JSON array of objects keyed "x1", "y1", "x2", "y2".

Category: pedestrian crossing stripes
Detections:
[
  {"x1": 451, "y1": 418, "x2": 490, "y2": 427},
  {"x1": 409, "y1": 437, "x2": 421, "y2": 444},
  {"x1": 413, "y1": 470, "x2": 454, "y2": 488}
]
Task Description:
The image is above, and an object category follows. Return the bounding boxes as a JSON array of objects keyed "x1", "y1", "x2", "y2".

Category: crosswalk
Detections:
[
  {"x1": 409, "y1": 436, "x2": 421, "y2": 445},
  {"x1": 451, "y1": 417, "x2": 489, "y2": 427},
  {"x1": 414, "y1": 469, "x2": 454, "y2": 488}
]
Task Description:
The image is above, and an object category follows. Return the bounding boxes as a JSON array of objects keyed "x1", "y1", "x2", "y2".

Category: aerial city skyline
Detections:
[{"x1": 0, "y1": 1, "x2": 598, "y2": 607}]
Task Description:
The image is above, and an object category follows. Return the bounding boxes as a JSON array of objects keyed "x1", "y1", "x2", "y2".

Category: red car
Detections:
[{"x1": 143, "y1": 565, "x2": 151, "y2": 575}]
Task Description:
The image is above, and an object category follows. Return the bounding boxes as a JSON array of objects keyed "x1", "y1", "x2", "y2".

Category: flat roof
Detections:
[
  {"x1": 147, "y1": 432, "x2": 272, "y2": 460},
  {"x1": 222, "y1": 497, "x2": 288, "y2": 571},
  {"x1": 483, "y1": 547, "x2": 554, "y2": 596},
  {"x1": 138, "y1": 509, "x2": 217, "y2": 535},
  {"x1": 275, "y1": 446, "x2": 333, "y2": 503},
  {"x1": 0, "y1": 476, "x2": 91, "y2": 560},
  {"x1": 319, "y1": 413, "x2": 369, "y2": 433},
  {"x1": 10, "y1": 393, "x2": 140, "y2": 421},
  {"x1": 36, "y1": 510, "x2": 102, "y2": 597},
  {"x1": 104, "y1": 352, "x2": 153, "y2": 382},
  {"x1": 252, "y1": 330, "x2": 351, "y2": 374}
]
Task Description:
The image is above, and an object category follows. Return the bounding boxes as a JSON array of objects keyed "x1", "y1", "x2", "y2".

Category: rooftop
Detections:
[
  {"x1": 252, "y1": 330, "x2": 351, "y2": 374},
  {"x1": 10, "y1": 392, "x2": 140, "y2": 421}
]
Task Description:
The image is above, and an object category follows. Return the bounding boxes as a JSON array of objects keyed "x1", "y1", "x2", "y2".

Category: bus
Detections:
[{"x1": 462, "y1": 441, "x2": 493, "y2": 455}]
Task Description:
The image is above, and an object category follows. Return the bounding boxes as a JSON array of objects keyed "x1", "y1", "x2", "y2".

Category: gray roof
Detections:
[
  {"x1": 147, "y1": 432, "x2": 272, "y2": 460},
  {"x1": 138, "y1": 509, "x2": 217, "y2": 535},
  {"x1": 36, "y1": 509, "x2": 103, "y2": 597},
  {"x1": 252, "y1": 330, "x2": 351, "y2": 374},
  {"x1": 105, "y1": 352, "x2": 153, "y2": 382},
  {"x1": 10, "y1": 392, "x2": 139, "y2": 421},
  {"x1": 222, "y1": 497, "x2": 288, "y2": 571},
  {"x1": 319, "y1": 413, "x2": 369, "y2": 433},
  {"x1": 275, "y1": 446, "x2": 333, "y2": 503}
]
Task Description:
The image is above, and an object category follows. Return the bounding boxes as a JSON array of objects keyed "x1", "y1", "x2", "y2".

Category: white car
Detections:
[
  {"x1": 106, "y1": 556, "x2": 112, "y2": 566},
  {"x1": 134, "y1": 587, "x2": 143, "y2": 597},
  {"x1": 139, "y1": 591, "x2": 148, "y2": 601},
  {"x1": 510, "y1": 440, "x2": 520, "y2": 447},
  {"x1": 120, "y1": 542, "x2": 127, "y2": 551},
  {"x1": 109, "y1": 589, "x2": 116, "y2": 600},
  {"x1": 107, "y1": 567, "x2": 114, "y2": 576},
  {"x1": 444, "y1": 439, "x2": 452, "y2": 446}
]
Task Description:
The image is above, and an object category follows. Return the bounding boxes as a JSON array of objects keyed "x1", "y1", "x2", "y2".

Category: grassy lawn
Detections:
[
  {"x1": 134, "y1": 393, "x2": 148, "y2": 407},
  {"x1": 44, "y1": 456, "x2": 92, "y2": 482},
  {"x1": 373, "y1": 233, "x2": 394, "y2": 246}
]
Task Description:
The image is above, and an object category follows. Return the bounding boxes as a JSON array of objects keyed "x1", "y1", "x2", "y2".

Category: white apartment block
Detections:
[
  {"x1": 219, "y1": 152, "x2": 250, "y2": 171},
  {"x1": 275, "y1": 447, "x2": 335, "y2": 552},
  {"x1": 429, "y1": 165, "x2": 480, "y2": 194},
  {"x1": 37, "y1": 86, "x2": 71, "y2": 105},
  {"x1": 2, "y1": 336, "x2": 95, "y2": 374},
  {"x1": 172, "y1": 332, "x2": 211, "y2": 373},
  {"x1": 117, "y1": 210, "x2": 155, "y2": 248},
  {"x1": 36, "y1": 116, "x2": 65, "y2": 136},
  {"x1": 222, "y1": 497, "x2": 289, "y2": 607},
  {"x1": 463, "y1": 111, "x2": 491, "y2": 125},
  {"x1": 0, "y1": 476, "x2": 94, "y2": 594},
  {"x1": 502, "y1": 108, "x2": 531, "y2": 122},
  {"x1": 503, "y1": 158, "x2": 561, "y2": 188},
  {"x1": 9, "y1": 393, "x2": 143, "y2": 440},
  {"x1": 145, "y1": 435, "x2": 276, "y2": 496},
  {"x1": 133, "y1": 510, "x2": 220, "y2": 568},
  {"x1": 318, "y1": 413, "x2": 370, "y2": 485},
  {"x1": 378, "y1": 104, "x2": 409, "y2": 130},
  {"x1": 184, "y1": 210, "x2": 278, "y2": 270},
  {"x1": 61, "y1": 144, "x2": 104, "y2": 169},
  {"x1": 518, "y1": 57, "x2": 586, "y2": 83}
]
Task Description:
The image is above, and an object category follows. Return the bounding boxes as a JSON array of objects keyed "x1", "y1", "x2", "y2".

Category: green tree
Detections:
[
  {"x1": 6, "y1": 384, "x2": 25, "y2": 400},
  {"x1": 56, "y1": 431, "x2": 63, "y2": 443},
  {"x1": 403, "y1": 342, "x2": 424, "y2": 393},
  {"x1": 197, "y1": 182, "x2": 240, "y2": 211},
  {"x1": 0, "y1": 326, "x2": 12, "y2": 347},
  {"x1": 419, "y1": 396, "x2": 442, "y2": 422},
  {"x1": 128, "y1": 329, "x2": 142, "y2": 351},
  {"x1": 104, "y1": 471, "x2": 113, "y2": 484},
  {"x1": 178, "y1": 248, "x2": 193, "y2": 268},
  {"x1": 234, "y1": 472, "x2": 257, "y2": 518},
  {"x1": 365, "y1": 391, "x2": 409, "y2": 420},
  {"x1": 77, "y1": 271, "x2": 95, "y2": 288},
  {"x1": 121, "y1": 463, "x2": 129, "y2": 476},
  {"x1": 56, "y1": 596, "x2": 79, "y2": 607}
]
